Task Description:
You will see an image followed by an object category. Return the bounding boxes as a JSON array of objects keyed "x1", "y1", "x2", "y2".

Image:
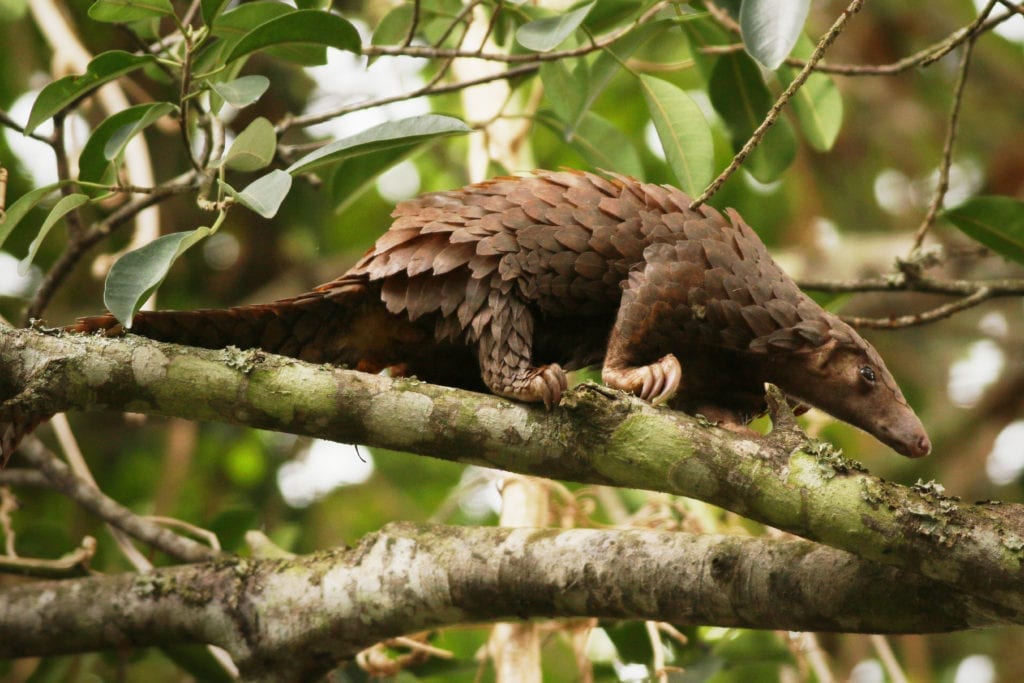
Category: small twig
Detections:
[
  {"x1": 17, "y1": 436, "x2": 217, "y2": 563},
  {"x1": 645, "y1": 621, "x2": 668, "y2": 683},
  {"x1": 841, "y1": 286, "x2": 992, "y2": 329},
  {"x1": 279, "y1": 62, "x2": 540, "y2": 133},
  {"x1": 0, "y1": 535, "x2": 95, "y2": 578},
  {"x1": 0, "y1": 166, "x2": 7, "y2": 220},
  {"x1": 1, "y1": 486, "x2": 18, "y2": 556},
  {"x1": 50, "y1": 113, "x2": 87, "y2": 242},
  {"x1": 0, "y1": 108, "x2": 54, "y2": 145},
  {"x1": 403, "y1": 0, "x2": 421, "y2": 47},
  {"x1": 146, "y1": 515, "x2": 221, "y2": 552},
  {"x1": 870, "y1": 635, "x2": 909, "y2": 683},
  {"x1": 910, "y1": 3, "x2": 991, "y2": 251},
  {"x1": 0, "y1": 468, "x2": 52, "y2": 489},
  {"x1": 689, "y1": 0, "x2": 867, "y2": 209},
  {"x1": 798, "y1": 274, "x2": 1024, "y2": 296}
]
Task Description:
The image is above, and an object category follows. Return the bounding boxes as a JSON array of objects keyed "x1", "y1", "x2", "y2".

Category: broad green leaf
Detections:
[
  {"x1": 26, "y1": 51, "x2": 155, "y2": 134},
  {"x1": 331, "y1": 148, "x2": 422, "y2": 214},
  {"x1": 540, "y1": 61, "x2": 587, "y2": 126},
  {"x1": 564, "y1": 19, "x2": 669, "y2": 134},
  {"x1": 740, "y1": 0, "x2": 810, "y2": 70},
  {"x1": 227, "y1": 170, "x2": 293, "y2": 218},
  {"x1": 372, "y1": 3, "x2": 414, "y2": 47},
  {"x1": 287, "y1": 114, "x2": 471, "y2": 175},
  {"x1": 200, "y1": 0, "x2": 232, "y2": 26},
  {"x1": 0, "y1": 183, "x2": 61, "y2": 250},
  {"x1": 709, "y1": 51, "x2": 796, "y2": 181},
  {"x1": 211, "y1": 1, "x2": 293, "y2": 45},
  {"x1": 209, "y1": 75, "x2": 270, "y2": 108},
  {"x1": 570, "y1": 112, "x2": 643, "y2": 178},
  {"x1": 224, "y1": 117, "x2": 276, "y2": 171},
  {"x1": 224, "y1": 9, "x2": 361, "y2": 64},
  {"x1": 104, "y1": 102, "x2": 176, "y2": 160},
  {"x1": 78, "y1": 103, "x2": 177, "y2": 195},
  {"x1": 19, "y1": 194, "x2": 90, "y2": 274},
  {"x1": 516, "y1": 1, "x2": 596, "y2": 52},
  {"x1": 105, "y1": 227, "x2": 213, "y2": 326},
  {"x1": 88, "y1": 0, "x2": 174, "y2": 23},
  {"x1": 777, "y1": 35, "x2": 843, "y2": 151},
  {"x1": 638, "y1": 75, "x2": 713, "y2": 196},
  {"x1": 943, "y1": 196, "x2": 1024, "y2": 265}
]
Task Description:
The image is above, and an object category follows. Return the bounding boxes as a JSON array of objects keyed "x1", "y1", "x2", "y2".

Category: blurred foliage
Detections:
[{"x1": 1, "y1": 0, "x2": 1023, "y2": 681}]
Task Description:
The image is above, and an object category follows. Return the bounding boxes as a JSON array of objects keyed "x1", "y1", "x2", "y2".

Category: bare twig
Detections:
[
  {"x1": 16, "y1": 437, "x2": 218, "y2": 563},
  {"x1": 870, "y1": 635, "x2": 909, "y2": 683},
  {"x1": 701, "y1": 5, "x2": 1022, "y2": 76},
  {"x1": 0, "y1": 469, "x2": 52, "y2": 489},
  {"x1": 910, "y1": 2, "x2": 991, "y2": 251},
  {"x1": 689, "y1": 0, "x2": 867, "y2": 209},
  {"x1": 279, "y1": 62, "x2": 540, "y2": 133},
  {"x1": 0, "y1": 108, "x2": 55, "y2": 144},
  {"x1": 798, "y1": 275, "x2": 1024, "y2": 297},
  {"x1": 0, "y1": 535, "x2": 95, "y2": 578},
  {"x1": 840, "y1": 286, "x2": 992, "y2": 329}
]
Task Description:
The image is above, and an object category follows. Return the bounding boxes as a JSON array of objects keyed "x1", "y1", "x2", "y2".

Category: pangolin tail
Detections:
[{"x1": 69, "y1": 278, "x2": 384, "y2": 368}]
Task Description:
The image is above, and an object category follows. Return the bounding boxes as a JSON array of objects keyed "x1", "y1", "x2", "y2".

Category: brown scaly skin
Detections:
[{"x1": 71, "y1": 170, "x2": 931, "y2": 458}]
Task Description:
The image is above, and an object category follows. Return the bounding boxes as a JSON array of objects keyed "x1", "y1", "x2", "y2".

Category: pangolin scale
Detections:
[{"x1": 71, "y1": 170, "x2": 931, "y2": 457}]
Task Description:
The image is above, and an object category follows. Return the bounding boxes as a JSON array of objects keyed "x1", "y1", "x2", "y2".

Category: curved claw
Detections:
[
  {"x1": 602, "y1": 354, "x2": 682, "y2": 405},
  {"x1": 535, "y1": 363, "x2": 568, "y2": 408},
  {"x1": 490, "y1": 363, "x2": 567, "y2": 408}
]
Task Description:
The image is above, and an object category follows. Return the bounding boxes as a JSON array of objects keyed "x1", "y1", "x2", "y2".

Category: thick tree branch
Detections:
[
  {"x1": 2, "y1": 327, "x2": 1024, "y2": 612},
  {"x1": 0, "y1": 523, "x2": 1013, "y2": 681}
]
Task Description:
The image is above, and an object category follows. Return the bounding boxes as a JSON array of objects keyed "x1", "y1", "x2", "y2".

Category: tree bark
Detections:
[{"x1": 0, "y1": 523, "x2": 1010, "y2": 681}]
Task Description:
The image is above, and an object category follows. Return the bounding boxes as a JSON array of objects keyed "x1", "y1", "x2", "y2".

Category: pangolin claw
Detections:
[{"x1": 602, "y1": 354, "x2": 681, "y2": 406}]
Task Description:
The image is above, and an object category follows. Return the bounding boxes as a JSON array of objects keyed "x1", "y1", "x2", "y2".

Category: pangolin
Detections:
[{"x1": 71, "y1": 170, "x2": 931, "y2": 457}]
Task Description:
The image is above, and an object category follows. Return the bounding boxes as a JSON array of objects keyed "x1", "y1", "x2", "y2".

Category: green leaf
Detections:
[
  {"x1": 516, "y1": 1, "x2": 596, "y2": 52},
  {"x1": 0, "y1": 183, "x2": 61, "y2": 250},
  {"x1": 540, "y1": 60, "x2": 587, "y2": 125},
  {"x1": 777, "y1": 34, "x2": 843, "y2": 151},
  {"x1": 563, "y1": 19, "x2": 670, "y2": 135},
  {"x1": 224, "y1": 9, "x2": 361, "y2": 64},
  {"x1": 709, "y1": 51, "x2": 796, "y2": 182},
  {"x1": 543, "y1": 111, "x2": 643, "y2": 179},
  {"x1": 19, "y1": 194, "x2": 90, "y2": 274},
  {"x1": 79, "y1": 103, "x2": 177, "y2": 196},
  {"x1": 943, "y1": 196, "x2": 1024, "y2": 265},
  {"x1": 209, "y1": 75, "x2": 270, "y2": 108},
  {"x1": 372, "y1": 3, "x2": 414, "y2": 47},
  {"x1": 26, "y1": 51, "x2": 155, "y2": 134},
  {"x1": 105, "y1": 227, "x2": 213, "y2": 327},
  {"x1": 287, "y1": 114, "x2": 471, "y2": 176},
  {"x1": 739, "y1": 0, "x2": 810, "y2": 70},
  {"x1": 226, "y1": 170, "x2": 293, "y2": 218},
  {"x1": 638, "y1": 75, "x2": 713, "y2": 196},
  {"x1": 200, "y1": 0, "x2": 232, "y2": 26},
  {"x1": 330, "y1": 148, "x2": 421, "y2": 214},
  {"x1": 88, "y1": 0, "x2": 174, "y2": 23},
  {"x1": 101, "y1": 101, "x2": 176, "y2": 161},
  {"x1": 224, "y1": 117, "x2": 276, "y2": 171}
]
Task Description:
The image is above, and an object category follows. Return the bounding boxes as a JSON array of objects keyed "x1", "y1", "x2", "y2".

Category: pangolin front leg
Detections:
[
  {"x1": 475, "y1": 293, "x2": 567, "y2": 408},
  {"x1": 602, "y1": 243, "x2": 686, "y2": 405}
]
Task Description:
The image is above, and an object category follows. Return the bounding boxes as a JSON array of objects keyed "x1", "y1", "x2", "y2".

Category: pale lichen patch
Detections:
[
  {"x1": 365, "y1": 391, "x2": 433, "y2": 448},
  {"x1": 131, "y1": 345, "x2": 170, "y2": 387}
]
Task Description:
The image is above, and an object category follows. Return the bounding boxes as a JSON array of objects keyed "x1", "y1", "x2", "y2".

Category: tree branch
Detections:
[
  {"x1": 3, "y1": 327, "x2": 1024, "y2": 612},
  {"x1": 0, "y1": 523, "x2": 1012, "y2": 680}
]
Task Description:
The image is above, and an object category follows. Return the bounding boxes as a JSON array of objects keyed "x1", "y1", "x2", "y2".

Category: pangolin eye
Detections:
[{"x1": 859, "y1": 366, "x2": 877, "y2": 383}]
